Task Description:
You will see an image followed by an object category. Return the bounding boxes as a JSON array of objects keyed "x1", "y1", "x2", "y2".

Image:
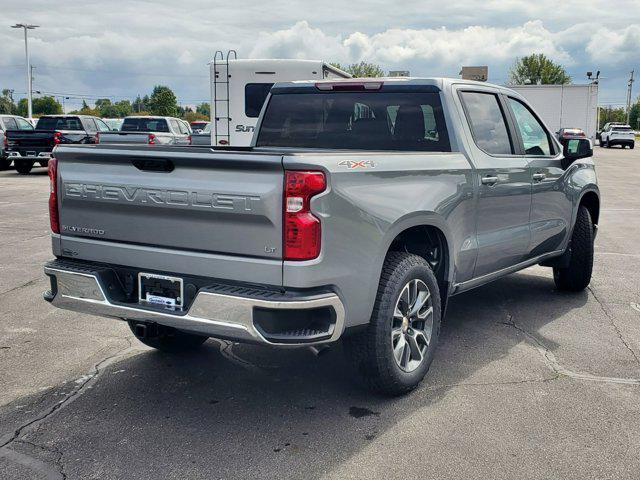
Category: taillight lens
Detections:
[
  {"x1": 187, "y1": 135, "x2": 192, "y2": 144},
  {"x1": 148, "y1": 133, "x2": 156, "y2": 145},
  {"x1": 284, "y1": 171, "x2": 326, "y2": 260},
  {"x1": 53, "y1": 131, "x2": 61, "y2": 146},
  {"x1": 95, "y1": 133, "x2": 100, "y2": 144},
  {"x1": 48, "y1": 157, "x2": 59, "y2": 234}
]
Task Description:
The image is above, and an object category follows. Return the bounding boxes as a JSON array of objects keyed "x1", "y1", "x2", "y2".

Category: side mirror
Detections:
[{"x1": 561, "y1": 137, "x2": 592, "y2": 169}]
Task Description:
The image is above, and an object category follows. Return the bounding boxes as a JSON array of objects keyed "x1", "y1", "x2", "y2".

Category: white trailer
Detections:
[
  {"x1": 209, "y1": 52, "x2": 350, "y2": 146},
  {"x1": 508, "y1": 84, "x2": 599, "y2": 141}
]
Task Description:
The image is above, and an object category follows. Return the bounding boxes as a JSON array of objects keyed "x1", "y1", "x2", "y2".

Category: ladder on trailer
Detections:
[{"x1": 212, "y1": 50, "x2": 237, "y2": 145}]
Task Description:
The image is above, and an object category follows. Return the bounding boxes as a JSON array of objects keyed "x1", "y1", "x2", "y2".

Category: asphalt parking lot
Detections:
[{"x1": 0, "y1": 146, "x2": 639, "y2": 479}]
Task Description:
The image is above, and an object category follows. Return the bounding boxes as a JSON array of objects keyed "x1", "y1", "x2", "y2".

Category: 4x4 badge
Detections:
[{"x1": 338, "y1": 160, "x2": 376, "y2": 169}]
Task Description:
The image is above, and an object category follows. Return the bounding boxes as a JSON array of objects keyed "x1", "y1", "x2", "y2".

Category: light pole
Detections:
[{"x1": 11, "y1": 23, "x2": 39, "y2": 120}]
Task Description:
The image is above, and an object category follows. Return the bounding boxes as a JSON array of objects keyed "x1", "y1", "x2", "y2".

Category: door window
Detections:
[
  {"x1": 16, "y1": 118, "x2": 33, "y2": 130},
  {"x1": 507, "y1": 98, "x2": 552, "y2": 156},
  {"x1": 2, "y1": 117, "x2": 18, "y2": 130},
  {"x1": 95, "y1": 118, "x2": 111, "y2": 132},
  {"x1": 460, "y1": 91, "x2": 513, "y2": 155}
]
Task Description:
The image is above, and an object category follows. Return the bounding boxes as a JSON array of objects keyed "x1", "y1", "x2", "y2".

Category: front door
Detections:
[
  {"x1": 505, "y1": 96, "x2": 572, "y2": 256},
  {"x1": 458, "y1": 90, "x2": 532, "y2": 277}
]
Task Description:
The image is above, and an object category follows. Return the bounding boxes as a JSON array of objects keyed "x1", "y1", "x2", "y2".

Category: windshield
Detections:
[
  {"x1": 121, "y1": 118, "x2": 170, "y2": 132},
  {"x1": 36, "y1": 116, "x2": 84, "y2": 131},
  {"x1": 257, "y1": 91, "x2": 450, "y2": 151}
]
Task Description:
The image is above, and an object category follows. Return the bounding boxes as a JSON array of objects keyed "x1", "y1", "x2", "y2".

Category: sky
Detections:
[{"x1": 1, "y1": 0, "x2": 639, "y2": 112}]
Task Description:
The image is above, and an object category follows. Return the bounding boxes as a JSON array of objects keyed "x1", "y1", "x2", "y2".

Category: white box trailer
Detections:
[
  {"x1": 210, "y1": 53, "x2": 350, "y2": 146},
  {"x1": 508, "y1": 84, "x2": 599, "y2": 141}
]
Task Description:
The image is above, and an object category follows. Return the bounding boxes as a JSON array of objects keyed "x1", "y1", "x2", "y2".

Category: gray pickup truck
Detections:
[
  {"x1": 98, "y1": 116, "x2": 191, "y2": 145},
  {"x1": 43, "y1": 78, "x2": 599, "y2": 395}
]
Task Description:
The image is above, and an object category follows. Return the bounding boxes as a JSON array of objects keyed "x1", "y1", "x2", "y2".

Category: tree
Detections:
[
  {"x1": 16, "y1": 96, "x2": 62, "y2": 117},
  {"x1": 182, "y1": 111, "x2": 208, "y2": 123},
  {"x1": 331, "y1": 61, "x2": 385, "y2": 78},
  {"x1": 598, "y1": 106, "x2": 626, "y2": 129},
  {"x1": 0, "y1": 89, "x2": 16, "y2": 114},
  {"x1": 629, "y1": 98, "x2": 640, "y2": 131},
  {"x1": 196, "y1": 102, "x2": 210, "y2": 117},
  {"x1": 147, "y1": 85, "x2": 178, "y2": 116},
  {"x1": 509, "y1": 54, "x2": 571, "y2": 85}
]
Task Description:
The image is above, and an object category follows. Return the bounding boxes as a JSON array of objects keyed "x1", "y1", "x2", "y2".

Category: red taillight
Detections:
[
  {"x1": 187, "y1": 135, "x2": 192, "y2": 144},
  {"x1": 95, "y1": 133, "x2": 100, "y2": 144},
  {"x1": 148, "y1": 133, "x2": 156, "y2": 145},
  {"x1": 283, "y1": 171, "x2": 326, "y2": 260},
  {"x1": 53, "y1": 131, "x2": 61, "y2": 146},
  {"x1": 219, "y1": 139, "x2": 228, "y2": 145},
  {"x1": 48, "y1": 157, "x2": 59, "y2": 234}
]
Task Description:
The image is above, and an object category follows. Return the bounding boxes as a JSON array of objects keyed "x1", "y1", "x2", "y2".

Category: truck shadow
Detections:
[{"x1": 14, "y1": 269, "x2": 587, "y2": 479}]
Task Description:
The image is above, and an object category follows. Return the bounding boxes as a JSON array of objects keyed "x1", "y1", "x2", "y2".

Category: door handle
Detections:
[
  {"x1": 532, "y1": 172, "x2": 547, "y2": 182},
  {"x1": 481, "y1": 175, "x2": 499, "y2": 186}
]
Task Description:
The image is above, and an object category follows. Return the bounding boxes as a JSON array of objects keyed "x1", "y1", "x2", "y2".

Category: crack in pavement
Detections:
[
  {"x1": 426, "y1": 376, "x2": 560, "y2": 391},
  {"x1": 0, "y1": 337, "x2": 137, "y2": 478},
  {"x1": 0, "y1": 278, "x2": 42, "y2": 297},
  {"x1": 588, "y1": 285, "x2": 640, "y2": 368},
  {"x1": 500, "y1": 316, "x2": 640, "y2": 386}
]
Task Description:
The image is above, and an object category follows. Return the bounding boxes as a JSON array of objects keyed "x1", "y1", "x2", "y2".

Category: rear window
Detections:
[
  {"x1": 36, "y1": 117, "x2": 84, "y2": 131},
  {"x1": 256, "y1": 91, "x2": 450, "y2": 151},
  {"x1": 245, "y1": 83, "x2": 274, "y2": 118},
  {"x1": 121, "y1": 118, "x2": 170, "y2": 132},
  {"x1": 613, "y1": 126, "x2": 632, "y2": 132}
]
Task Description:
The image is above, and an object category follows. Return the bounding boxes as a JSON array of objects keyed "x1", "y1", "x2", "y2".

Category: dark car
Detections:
[
  {"x1": 5, "y1": 115, "x2": 111, "y2": 174},
  {"x1": 557, "y1": 128, "x2": 587, "y2": 142}
]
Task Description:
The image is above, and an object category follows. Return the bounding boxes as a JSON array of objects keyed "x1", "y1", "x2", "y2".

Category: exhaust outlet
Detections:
[{"x1": 308, "y1": 345, "x2": 331, "y2": 357}]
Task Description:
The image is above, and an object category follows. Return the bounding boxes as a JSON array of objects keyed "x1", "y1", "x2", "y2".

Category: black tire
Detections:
[
  {"x1": 14, "y1": 159, "x2": 33, "y2": 175},
  {"x1": 0, "y1": 157, "x2": 11, "y2": 171},
  {"x1": 344, "y1": 252, "x2": 441, "y2": 396},
  {"x1": 631, "y1": 143, "x2": 635, "y2": 150},
  {"x1": 605, "y1": 139, "x2": 611, "y2": 148},
  {"x1": 38, "y1": 160, "x2": 49, "y2": 168},
  {"x1": 127, "y1": 321, "x2": 208, "y2": 353},
  {"x1": 553, "y1": 206, "x2": 594, "y2": 292}
]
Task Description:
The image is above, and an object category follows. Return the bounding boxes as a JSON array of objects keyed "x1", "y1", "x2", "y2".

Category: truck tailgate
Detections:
[
  {"x1": 55, "y1": 145, "x2": 284, "y2": 273},
  {"x1": 98, "y1": 132, "x2": 150, "y2": 144}
]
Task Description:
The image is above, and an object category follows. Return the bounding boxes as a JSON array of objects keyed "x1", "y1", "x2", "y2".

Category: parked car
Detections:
[
  {"x1": 600, "y1": 124, "x2": 635, "y2": 149},
  {"x1": 5, "y1": 115, "x2": 109, "y2": 174},
  {"x1": 190, "y1": 122, "x2": 212, "y2": 145},
  {"x1": 596, "y1": 122, "x2": 625, "y2": 142},
  {"x1": 103, "y1": 118, "x2": 124, "y2": 131},
  {"x1": 557, "y1": 127, "x2": 586, "y2": 142},
  {"x1": 43, "y1": 78, "x2": 598, "y2": 395},
  {"x1": 98, "y1": 116, "x2": 191, "y2": 145},
  {"x1": 1, "y1": 114, "x2": 33, "y2": 170},
  {"x1": 190, "y1": 121, "x2": 209, "y2": 133}
]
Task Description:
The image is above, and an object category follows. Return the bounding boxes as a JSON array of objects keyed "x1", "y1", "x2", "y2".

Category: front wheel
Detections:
[
  {"x1": 553, "y1": 206, "x2": 594, "y2": 292},
  {"x1": 345, "y1": 252, "x2": 441, "y2": 396},
  {"x1": 14, "y1": 159, "x2": 33, "y2": 175},
  {"x1": 127, "y1": 321, "x2": 208, "y2": 353}
]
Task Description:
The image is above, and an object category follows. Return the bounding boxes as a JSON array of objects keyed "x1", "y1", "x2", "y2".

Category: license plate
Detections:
[{"x1": 138, "y1": 273, "x2": 184, "y2": 308}]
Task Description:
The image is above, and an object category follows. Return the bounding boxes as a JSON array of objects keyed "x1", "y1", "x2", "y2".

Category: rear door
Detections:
[
  {"x1": 457, "y1": 89, "x2": 532, "y2": 277},
  {"x1": 56, "y1": 145, "x2": 284, "y2": 266},
  {"x1": 505, "y1": 96, "x2": 571, "y2": 257}
]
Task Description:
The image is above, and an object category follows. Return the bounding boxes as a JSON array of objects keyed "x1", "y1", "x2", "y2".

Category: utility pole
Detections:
[
  {"x1": 11, "y1": 23, "x2": 39, "y2": 121},
  {"x1": 626, "y1": 70, "x2": 634, "y2": 125}
]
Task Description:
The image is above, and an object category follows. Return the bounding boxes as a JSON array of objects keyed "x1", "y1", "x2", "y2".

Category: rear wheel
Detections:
[
  {"x1": 553, "y1": 206, "x2": 594, "y2": 292},
  {"x1": 14, "y1": 159, "x2": 33, "y2": 175},
  {"x1": 345, "y1": 252, "x2": 441, "y2": 396},
  {"x1": 0, "y1": 157, "x2": 10, "y2": 171},
  {"x1": 127, "y1": 321, "x2": 208, "y2": 353}
]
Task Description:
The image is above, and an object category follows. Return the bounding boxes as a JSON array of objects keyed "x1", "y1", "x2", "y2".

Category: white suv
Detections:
[{"x1": 600, "y1": 124, "x2": 635, "y2": 149}]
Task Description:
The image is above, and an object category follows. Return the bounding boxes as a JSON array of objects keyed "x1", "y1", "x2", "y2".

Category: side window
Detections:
[
  {"x1": 95, "y1": 118, "x2": 111, "y2": 132},
  {"x1": 507, "y1": 98, "x2": 552, "y2": 156},
  {"x1": 245, "y1": 83, "x2": 274, "y2": 118},
  {"x1": 169, "y1": 119, "x2": 181, "y2": 134},
  {"x1": 178, "y1": 121, "x2": 190, "y2": 135},
  {"x1": 16, "y1": 118, "x2": 33, "y2": 130},
  {"x1": 84, "y1": 118, "x2": 97, "y2": 133},
  {"x1": 460, "y1": 91, "x2": 513, "y2": 155},
  {"x1": 3, "y1": 117, "x2": 18, "y2": 130}
]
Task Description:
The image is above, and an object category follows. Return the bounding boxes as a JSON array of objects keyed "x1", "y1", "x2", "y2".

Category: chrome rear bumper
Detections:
[{"x1": 44, "y1": 262, "x2": 345, "y2": 346}]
